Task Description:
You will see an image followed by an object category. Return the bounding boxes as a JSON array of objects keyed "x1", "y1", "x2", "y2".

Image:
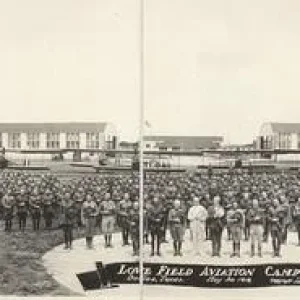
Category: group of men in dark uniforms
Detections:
[{"x1": 2, "y1": 170, "x2": 300, "y2": 259}]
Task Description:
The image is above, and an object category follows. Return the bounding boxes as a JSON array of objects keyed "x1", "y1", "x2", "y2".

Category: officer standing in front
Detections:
[
  {"x1": 227, "y1": 201, "x2": 244, "y2": 257},
  {"x1": 100, "y1": 193, "x2": 116, "y2": 248},
  {"x1": 81, "y1": 194, "x2": 98, "y2": 249},
  {"x1": 61, "y1": 192, "x2": 77, "y2": 250},
  {"x1": 268, "y1": 198, "x2": 285, "y2": 257},
  {"x1": 168, "y1": 199, "x2": 186, "y2": 256},
  {"x1": 207, "y1": 195, "x2": 225, "y2": 257},
  {"x1": 148, "y1": 196, "x2": 165, "y2": 256},
  {"x1": 248, "y1": 199, "x2": 264, "y2": 257}
]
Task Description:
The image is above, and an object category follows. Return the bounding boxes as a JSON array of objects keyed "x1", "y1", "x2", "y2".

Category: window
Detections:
[
  {"x1": 0, "y1": 133, "x2": 2, "y2": 148},
  {"x1": 66, "y1": 133, "x2": 80, "y2": 149},
  {"x1": 287, "y1": 134, "x2": 292, "y2": 149},
  {"x1": 145, "y1": 143, "x2": 151, "y2": 149},
  {"x1": 46, "y1": 133, "x2": 60, "y2": 149},
  {"x1": 158, "y1": 146, "x2": 168, "y2": 151},
  {"x1": 8, "y1": 133, "x2": 21, "y2": 149},
  {"x1": 27, "y1": 133, "x2": 40, "y2": 149},
  {"x1": 86, "y1": 132, "x2": 100, "y2": 149}
]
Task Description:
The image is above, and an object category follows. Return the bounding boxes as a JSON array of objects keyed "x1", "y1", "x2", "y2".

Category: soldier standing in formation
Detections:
[
  {"x1": 208, "y1": 195, "x2": 225, "y2": 257},
  {"x1": 17, "y1": 191, "x2": 28, "y2": 232},
  {"x1": 43, "y1": 190, "x2": 54, "y2": 230},
  {"x1": 281, "y1": 196, "x2": 291, "y2": 245},
  {"x1": 292, "y1": 197, "x2": 300, "y2": 246},
  {"x1": 30, "y1": 191, "x2": 42, "y2": 231},
  {"x1": 187, "y1": 197, "x2": 208, "y2": 256},
  {"x1": 100, "y1": 193, "x2": 116, "y2": 248},
  {"x1": 169, "y1": 199, "x2": 185, "y2": 256},
  {"x1": 248, "y1": 199, "x2": 264, "y2": 257},
  {"x1": 61, "y1": 193, "x2": 77, "y2": 250},
  {"x1": 227, "y1": 201, "x2": 244, "y2": 257},
  {"x1": 148, "y1": 196, "x2": 165, "y2": 256},
  {"x1": 128, "y1": 201, "x2": 140, "y2": 256},
  {"x1": 117, "y1": 192, "x2": 131, "y2": 246},
  {"x1": 2, "y1": 192, "x2": 14, "y2": 232},
  {"x1": 81, "y1": 194, "x2": 98, "y2": 249},
  {"x1": 269, "y1": 198, "x2": 285, "y2": 257}
]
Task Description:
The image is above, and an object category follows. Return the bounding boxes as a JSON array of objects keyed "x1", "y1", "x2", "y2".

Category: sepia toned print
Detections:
[{"x1": 1, "y1": 1, "x2": 300, "y2": 300}]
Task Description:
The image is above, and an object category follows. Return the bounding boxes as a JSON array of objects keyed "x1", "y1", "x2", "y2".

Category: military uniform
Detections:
[
  {"x1": 17, "y1": 196, "x2": 28, "y2": 232},
  {"x1": 81, "y1": 200, "x2": 98, "y2": 249},
  {"x1": 262, "y1": 198, "x2": 271, "y2": 242},
  {"x1": 117, "y1": 198, "x2": 131, "y2": 246},
  {"x1": 168, "y1": 206, "x2": 185, "y2": 256},
  {"x1": 43, "y1": 192, "x2": 54, "y2": 229},
  {"x1": 61, "y1": 198, "x2": 77, "y2": 249},
  {"x1": 248, "y1": 206, "x2": 264, "y2": 257},
  {"x1": 292, "y1": 202, "x2": 300, "y2": 245},
  {"x1": 268, "y1": 205, "x2": 285, "y2": 257},
  {"x1": 30, "y1": 194, "x2": 42, "y2": 231},
  {"x1": 227, "y1": 207, "x2": 244, "y2": 257},
  {"x1": 207, "y1": 204, "x2": 225, "y2": 257},
  {"x1": 100, "y1": 199, "x2": 116, "y2": 247},
  {"x1": 281, "y1": 200, "x2": 291, "y2": 244},
  {"x1": 2, "y1": 194, "x2": 14, "y2": 232},
  {"x1": 128, "y1": 206, "x2": 141, "y2": 256},
  {"x1": 148, "y1": 202, "x2": 165, "y2": 256}
]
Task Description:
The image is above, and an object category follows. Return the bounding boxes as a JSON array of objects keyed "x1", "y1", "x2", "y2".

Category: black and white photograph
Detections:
[{"x1": 1, "y1": 0, "x2": 300, "y2": 299}]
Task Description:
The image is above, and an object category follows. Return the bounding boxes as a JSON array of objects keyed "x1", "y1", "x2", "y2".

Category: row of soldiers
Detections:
[{"x1": 1, "y1": 171, "x2": 300, "y2": 257}]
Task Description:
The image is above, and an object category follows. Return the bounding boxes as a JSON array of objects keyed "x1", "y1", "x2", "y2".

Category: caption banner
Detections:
[{"x1": 77, "y1": 262, "x2": 300, "y2": 290}]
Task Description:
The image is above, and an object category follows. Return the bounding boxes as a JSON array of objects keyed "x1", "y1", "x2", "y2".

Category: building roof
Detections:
[
  {"x1": 144, "y1": 135, "x2": 223, "y2": 149},
  {"x1": 0, "y1": 122, "x2": 108, "y2": 133},
  {"x1": 270, "y1": 123, "x2": 300, "y2": 134}
]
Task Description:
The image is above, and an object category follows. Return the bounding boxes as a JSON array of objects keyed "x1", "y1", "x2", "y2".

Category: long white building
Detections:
[{"x1": 0, "y1": 122, "x2": 118, "y2": 160}]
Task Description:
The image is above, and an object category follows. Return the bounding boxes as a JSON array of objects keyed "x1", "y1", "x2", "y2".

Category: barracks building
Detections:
[{"x1": 0, "y1": 122, "x2": 118, "y2": 160}]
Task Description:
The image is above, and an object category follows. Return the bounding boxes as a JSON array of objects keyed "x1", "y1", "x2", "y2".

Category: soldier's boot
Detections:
[
  {"x1": 108, "y1": 235, "x2": 113, "y2": 248},
  {"x1": 150, "y1": 239, "x2": 155, "y2": 256},
  {"x1": 87, "y1": 237, "x2": 93, "y2": 249},
  {"x1": 250, "y1": 244, "x2": 255, "y2": 257},
  {"x1": 157, "y1": 241, "x2": 161, "y2": 256},
  {"x1": 144, "y1": 233, "x2": 150, "y2": 244},
  {"x1": 90, "y1": 237, "x2": 94, "y2": 249},
  {"x1": 272, "y1": 239, "x2": 277, "y2": 257},
  {"x1": 230, "y1": 242, "x2": 236, "y2": 257},
  {"x1": 236, "y1": 242, "x2": 241, "y2": 257},
  {"x1": 122, "y1": 229, "x2": 126, "y2": 246},
  {"x1": 178, "y1": 242, "x2": 183, "y2": 256},
  {"x1": 277, "y1": 243, "x2": 281, "y2": 257},
  {"x1": 173, "y1": 241, "x2": 177, "y2": 256},
  {"x1": 132, "y1": 241, "x2": 138, "y2": 256},
  {"x1": 258, "y1": 245, "x2": 262, "y2": 257}
]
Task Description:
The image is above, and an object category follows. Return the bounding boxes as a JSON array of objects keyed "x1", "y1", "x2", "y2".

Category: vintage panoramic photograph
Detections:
[{"x1": 1, "y1": 0, "x2": 300, "y2": 299}]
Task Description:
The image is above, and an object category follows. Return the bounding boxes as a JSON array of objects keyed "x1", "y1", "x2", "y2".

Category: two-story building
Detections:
[
  {"x1": 0, "y1": 122, "x2": 118, "y2": 160},
  {"x1": 257, "y1": 122, "x2": 300, "y2": 150}
]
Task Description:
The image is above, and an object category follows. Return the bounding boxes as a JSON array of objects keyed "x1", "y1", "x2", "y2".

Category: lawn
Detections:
[{"x1": 0, "y1": 223, "x2": 84, "y2": 296}]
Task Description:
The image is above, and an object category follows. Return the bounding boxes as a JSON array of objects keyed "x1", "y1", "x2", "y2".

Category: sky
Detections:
[{"x1": 0, "y1": 0, "x2": 300, "y2": 143}]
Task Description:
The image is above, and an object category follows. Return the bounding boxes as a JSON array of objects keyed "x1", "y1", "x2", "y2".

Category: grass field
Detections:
[{"x1": 0, "y1": 221, "x2": 85, "y2": 296}]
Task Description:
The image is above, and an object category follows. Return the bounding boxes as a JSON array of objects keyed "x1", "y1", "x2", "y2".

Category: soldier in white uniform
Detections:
[{"x1": 187, "y1": 197, "x2": 208, "y2": 256}]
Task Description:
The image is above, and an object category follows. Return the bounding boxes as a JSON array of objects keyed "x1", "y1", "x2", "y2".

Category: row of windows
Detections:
[{"x1": 0, "y1": 132, "x2": 103, "y2": 149}]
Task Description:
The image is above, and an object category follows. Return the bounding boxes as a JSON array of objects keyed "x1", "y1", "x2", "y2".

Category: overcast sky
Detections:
[{"x1": 0, "y1": 0, "x2": 300, "y2": 143}]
